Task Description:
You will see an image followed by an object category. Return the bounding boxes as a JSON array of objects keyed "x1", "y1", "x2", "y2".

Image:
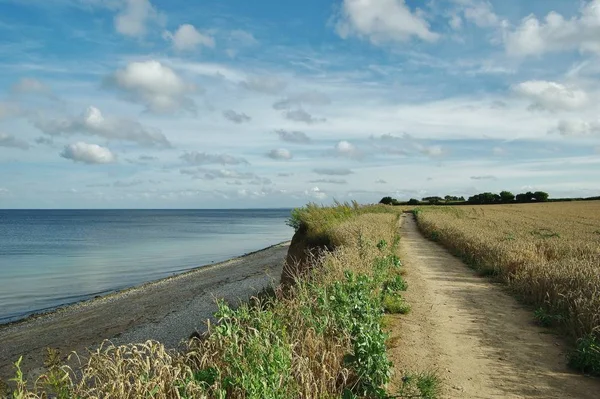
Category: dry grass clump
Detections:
[
  {"x1": 415, "y1": 201, "x2": 600, "y2": 373},
  {"x1": 5, "y1": 205, "x2": 435, "y2": 398}
]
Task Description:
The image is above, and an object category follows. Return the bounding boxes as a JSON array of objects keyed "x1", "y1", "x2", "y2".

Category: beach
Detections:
[{"x1": 0, "y1": 242, "x2": 289, "y2": 381}]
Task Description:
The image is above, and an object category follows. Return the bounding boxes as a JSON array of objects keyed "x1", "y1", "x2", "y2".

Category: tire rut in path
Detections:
[{"x1": 387, "y1": 214, "x2": 600, "y2": 399}]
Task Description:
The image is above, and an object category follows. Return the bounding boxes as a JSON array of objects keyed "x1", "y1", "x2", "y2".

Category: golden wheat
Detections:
[{"x1": 416, "y1": 201, "x2": 600, "y2": 341}]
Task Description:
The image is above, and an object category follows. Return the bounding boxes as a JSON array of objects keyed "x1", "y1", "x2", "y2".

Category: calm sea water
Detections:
[{"x1": 0, "y1": 209, "x2": 293, "y2": 324}]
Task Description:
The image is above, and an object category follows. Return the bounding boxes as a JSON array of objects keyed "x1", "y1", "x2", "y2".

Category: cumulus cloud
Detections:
[
  {"x1": 513, "y1": 80, "x2": 588, "y2": 111},
  {"x1": 114, "y1": 0, "x2": 161, "y2": 38},
  {"x1": 267, "y1": 148, "x2": 293, "y2": 160},
  {"x1": 273, "y1": 91, "x2": 331, "y2": 110},
  {"x1": 240, "y1": 76, "x2": 286, "y2": 94},
  {"x1": 34, "y1": 106, "x2": 171, "y2": 148},
  {"x1": 106, "y1": 60, "x2": 196, "y2": 114},
  {"x1": 504, "y1": 0, "x2": 600, "y2": 56},
  {"x1": 334, "y1": 140, "x2": 362, "y2": 159},
  {"x1": 180, "y1": 151, "x2": 249, "y2": 166},
  {"x1": 10, "y1": 78, "x2": 51, "y2": 95},
  {"x1": 223, "y1": 109, "x2": 251, "y2": 124},
  {"x1": 284, "y1": 109, "x2": 326, "y2": 124},
  {"x1": 310, "y1": 178, "x2": 348, "y2": 184},
  {"x1": 230, "y1": 30, "x2": 258, "y2": 46},
  {"x1": 0, "y1": 133, "x2": 30, "y2": 150},
  {"x1": 313, "y1": 168, "x2": 353, "y2": 176},
  {"x1": 163, "y1": 24, "x2": 215, "y2": 51},
  {"x1": 334, "y1": 0, "x2": 439, "y2": 44},
  {"x1": 553, "y1": 119, "x2": 600, "y2": 137},
  {"x1": 275, "y1": 129, "x2": 311, "y2": 144},
  {"x1": 60, "y1": 142, "x2": 116, "y2": 164},
  {"x1": 306, "y1": 186, "x2": 327, "y2": 200}
]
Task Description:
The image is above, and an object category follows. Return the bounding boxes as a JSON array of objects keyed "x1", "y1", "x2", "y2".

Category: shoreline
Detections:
[
  {"x1": 0, "y1": 241, "x2": 290, "y2": 381},
  {"x1": 0, "y1": 240, "x2": 290, "y2": 330}
]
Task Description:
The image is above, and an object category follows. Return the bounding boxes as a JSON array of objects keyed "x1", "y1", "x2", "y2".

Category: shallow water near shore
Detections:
[{"x1": 0, "y1": 209, "x2": 292, "y2": 324}]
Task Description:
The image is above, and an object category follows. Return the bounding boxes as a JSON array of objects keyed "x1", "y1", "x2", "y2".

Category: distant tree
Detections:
[
  {"x1": 407, "y1": 198, "x2": 420, "y2": 205},
  {"x1": 380, "y1": 196, "x2": 394, "y2": 205},
  {"x1": 533, "y1": 191, "x2": 549, "y2": 202},
  {"x1": 422, "y1": 196, "x2": 443, "y2": 204},
  {"x1": 459, "y1": 196, "x2": 466, "y2": 201},
  {"x1": 499, "y1": 191, "x2": 515, "y2": 203}
]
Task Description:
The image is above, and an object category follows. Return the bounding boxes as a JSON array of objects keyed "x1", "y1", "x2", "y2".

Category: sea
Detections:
[{"x1": 0, "y1": 209, "x2": 293, "y2": 324}]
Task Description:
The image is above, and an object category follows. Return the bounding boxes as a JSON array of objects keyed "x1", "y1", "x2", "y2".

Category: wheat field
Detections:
[{"x1": 415, "y1": 201, "x2": 600, "y2": 366}]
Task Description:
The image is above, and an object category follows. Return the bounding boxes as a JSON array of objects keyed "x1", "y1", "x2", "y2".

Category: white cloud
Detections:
[
  {"x1": 417, "y1": 144, "x2": 444, "y2": 157},
  {"x1": 60, "y1": 142, "x2": 116, "y2": 164},
  {"x1": 462, "y1": 0, "x2": 500, "y2": 28},
  {"x1": 229, "y1": 30, "x2": 258, "y2": 47},
  {"x1": 223, "y1": 109, "x2": 251, "y2": 124},
  {"x1": 267, "y1": 148, "x2": 293, "y2": 160},
  {"x1": 492, "y1": 146, "x2": 506, "y2": 156},
  {"x1": 375, "y1": 179, "x2": 387, "y2": 184},
  {"x1": 10, "y1": 78, "x2": 51, "y2": 95},
  {"x1": 335, "y1": 0, "x2": 439, "y2": 44},
  {"x1": 504, "y1": 0, "x2": 600, "y2": 56},
  {"x1": 513, "y1": 80, "x2": 589, "y2": 111},
  {"x1": 335, "y1": 140, "x2": 362, "y2": 159},
  {"x1": 307, "y1": 186, "x2": 327, "y2": 200},
  {"x1": 180, "y1": 152, "x2": 249, "y2": 166},
  {"x1": 449, "y1": 14, "x2": 463, "y2": 30},
  {"x1": 106, "y1": 60, "x2": 196, "y2": 114},
  {"x1": 114, "y1": 0, "x2": 160, "y2": 38},
  {"x1": 0, "y1": 133, "x2": 30, "y2": 150},
  {"x1": 240, "y1": 75, "x2": 287, "y2": 94},
  {"x1": 284, "y1": 109, "x2": 326, "y2": 124},
  {"x1": 273, "y1": 91, "x2": 331, "y2": 110},
  {"x1": 553, "y1": 119, "x2": 600, "y2": 137},
  {"x1": 164, "y1": 24, "x2": 215, "y2": 52},
  {"x1": 34, "y1": 106, "x2": 171, "y2": 147},
  {"x1": 471, "y1": 175, "x2": 497, "y2": 180},
  {"x1": 0, "y1": 101, "x2": 21, "y2": 120},
  {"x1": 275, "y1": 130, "x2": 311, "y2": 144},
  {"x1": 180, "y1": 167, "x2": 269, "y2": 183}
]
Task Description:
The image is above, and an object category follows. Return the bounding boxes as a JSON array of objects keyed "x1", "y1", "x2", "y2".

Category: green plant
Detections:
[
  {"x1": 382, "y1": 293, "x2": 411, "y2": 314},
  {"x1": 569, "y1": 334, "x2": 600, "y2": 375},
  {"x1": 533, "y1": 307, "x2": 563, "y2": 327},
  {"x1": 383, "y1": 275, "x2": 408, "y2": 293},
  {"x1": 395, "y1": 372, "x2": 441, "y2": 399}
]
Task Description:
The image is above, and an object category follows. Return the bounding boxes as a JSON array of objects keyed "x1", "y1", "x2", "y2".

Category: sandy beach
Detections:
[{"x1": 0, "y1": 242, "x2": 289, "y2": 381}]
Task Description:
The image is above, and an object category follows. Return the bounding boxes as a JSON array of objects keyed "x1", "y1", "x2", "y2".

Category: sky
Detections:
[{"x1": 0, "y1": 0, "x2": 599, "y2": 209}]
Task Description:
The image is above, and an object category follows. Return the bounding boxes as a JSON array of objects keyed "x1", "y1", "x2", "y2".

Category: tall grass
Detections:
[
  {"x1": 2, "y1": 205, "x2": 437, "y2": 398},
  {"x1": 414, "y1": 202, "x2": 600, "y2": 375}
]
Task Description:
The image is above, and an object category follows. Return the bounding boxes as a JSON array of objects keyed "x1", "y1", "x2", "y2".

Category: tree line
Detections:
[{"x1": 379, "y1": 190, "x2": 550, "y2": 206}]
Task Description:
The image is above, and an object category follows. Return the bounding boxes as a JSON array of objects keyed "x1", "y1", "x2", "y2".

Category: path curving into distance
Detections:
[{"x1": 388, "y1": 214, "x2": 600, "y2": 398}]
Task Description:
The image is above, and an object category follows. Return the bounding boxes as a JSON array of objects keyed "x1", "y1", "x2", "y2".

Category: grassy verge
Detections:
[
  {"x1": 413, "y1": 205, "x2": 600, "y2": 376},
  {"x1": 2, "y1": 204, "x2": 439, "y2": 399}
]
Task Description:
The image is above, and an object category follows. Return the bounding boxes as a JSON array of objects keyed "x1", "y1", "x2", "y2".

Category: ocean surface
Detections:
[{"x1": 0, "y1": 209, "x2": 293, "y2": 324}]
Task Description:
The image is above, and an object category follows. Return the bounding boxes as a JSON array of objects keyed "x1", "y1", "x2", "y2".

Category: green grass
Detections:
[{"x1": 569, "y1": 334, "x2": 600, "y2": 375}]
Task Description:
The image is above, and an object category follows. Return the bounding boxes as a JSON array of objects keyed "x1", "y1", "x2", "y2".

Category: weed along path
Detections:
[{"x1": 388, "y1": 214, "x2": 600, "y2": 398}]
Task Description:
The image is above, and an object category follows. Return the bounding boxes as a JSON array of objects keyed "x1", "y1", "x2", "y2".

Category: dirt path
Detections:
[
  {"x1": 387, "y1": 214, "x2": 600, "y2": 398},
  {"x1": 0, "y1": 243, "x2": 288, "y2": 382}
]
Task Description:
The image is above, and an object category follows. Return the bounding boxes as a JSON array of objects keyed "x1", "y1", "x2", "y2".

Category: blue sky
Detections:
[{"x1": 1, "y1": 0, "x2": 599, "y2": 208}]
